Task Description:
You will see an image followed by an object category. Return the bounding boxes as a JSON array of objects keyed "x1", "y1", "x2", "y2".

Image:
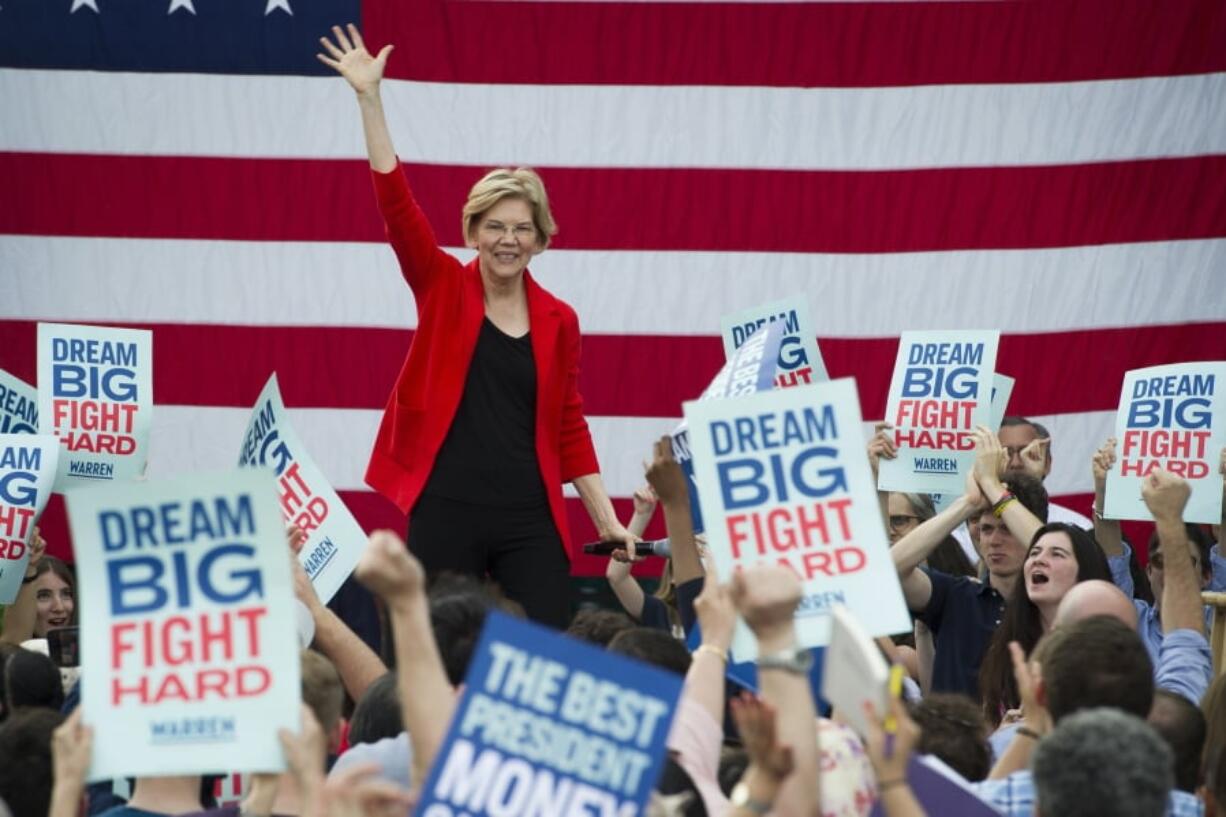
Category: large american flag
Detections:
[{"x1": 3, "y1": 0, "x2": 1224, "y2": 574}]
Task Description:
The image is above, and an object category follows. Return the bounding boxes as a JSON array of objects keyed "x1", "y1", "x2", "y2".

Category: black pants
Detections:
[{"x1": 406, "y1": 493, "x2": 573, "y2": 629}]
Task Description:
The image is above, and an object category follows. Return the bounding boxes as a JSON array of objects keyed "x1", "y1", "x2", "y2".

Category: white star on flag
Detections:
[
  {"x1": 265, "y1": 0, "x2": 292, "y2": 15},
  {"x1": 69, "y1": 0, "x2": 99, "y2": 12},
  {"x1": 167, "y1": 0, "x2": 195, "y2": 14}
]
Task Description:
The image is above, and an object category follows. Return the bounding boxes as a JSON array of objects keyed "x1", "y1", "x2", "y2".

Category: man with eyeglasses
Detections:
[
  {"x1": 997, "y1": 416, "x2": 1094, "y2": 529},
  {"x1": 951, "y1": 416, "x2": 1094, "y2": 565}
]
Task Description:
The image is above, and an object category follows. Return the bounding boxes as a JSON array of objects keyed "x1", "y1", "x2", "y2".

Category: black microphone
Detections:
[{"x1": 582, "y1": 538, "x2": 672, "y2": 558}]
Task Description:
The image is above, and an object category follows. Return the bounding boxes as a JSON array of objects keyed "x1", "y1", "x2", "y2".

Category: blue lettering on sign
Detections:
[
  {"x1": 1126, "y1": 397, "x2": 1212, "y2": 430},
  {"x1": 51, "y1": 337, "x2": 138, "y2": 366},
  {"x1": 717, "y1": 447, "x2": 847, "y2": 510},
  {"x1": 239, "y1": 400, "x2": 278, "y2": 467},
  {"x1": 777, "y1": 335, "x2": 810, "y2": 370},
  {"x1": 710, "y1": 406, "x2": 837, "y2": 456},
  {"x1": 1132, "y1": 374, "x2": 1215, "y2": 399},
  {"x1": 0, "y1": 447, "x2": 39, "y2": 471},
  {"x1": 51, "y1": 365, "x2": 137, "y2": 401},
  {"x1": 906, "y1": 343, "x2": 984, "y2": 367},
  {"x1": 0, "y1": 471, "x2": 37, "y2": 506},
  {"x1": 900, "y1": 366, "x2": 978, "y2": 400},
  {"x1": 107, "y1": 543, "x2": 265, "y2": 615},
  {"x1": 101, "y1": 496, "x2": 255, "y2": 553}
]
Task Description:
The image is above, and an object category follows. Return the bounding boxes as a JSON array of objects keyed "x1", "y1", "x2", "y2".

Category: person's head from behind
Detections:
[
  {"x1": 30, "y1": 557, "x2": 74, "y2": 638},
  {"x1": 462, "y1": 168, "x2": 556, "y2": 280},
  {"x1": 1033, "y1": 708, "x2": 1172, "y2": 817},
  {"x1": 1054, "y1": 579, "x2": 1139, "y2": 630},
  {"x1": 349, "y1": 672, "x2": 402, "y2": 746},
  {"x1": 886, "y1": 492, "x2": 934, "y2": 545},
  {"x1": 4, "y1": 648, "x2": 64, "y2": 713},
  {"x1": 301, "y1": 649, "x2": 344, "y2": 754},
  {"x1": 1022, "y1": 523, "x2": 1113, "y2": 619},
  {"x1": 908, "y1": 694, "x2": 991, "y2": 782},
  {"x1": 0, "y1": 706, "x2": 64, "y2": 817},
  {"x1": 607, "y1": 628, "x2": 691, "y2": 677},
  {"x1": 976, "y1": 470, "x2": 1048, "y2": 582},
  {"x1": 567, "y1": 609, "x2": 636, "y2": 647},
  {"x1": 1042, "y1": 616, "x2": 1154, "y2": 723},
  {"x1": 998, "y1": 416, "x2": 1053, "y2": 479},
  {"x1": 1147, "y1": 524, "x2": 1214, "y2": 608},
  {"x1": 429, "y1": 585, "x2": 506, "y2": 686},
  {"x1": 1148, "y1": 689, "x2": 1206, "y2": 793}
]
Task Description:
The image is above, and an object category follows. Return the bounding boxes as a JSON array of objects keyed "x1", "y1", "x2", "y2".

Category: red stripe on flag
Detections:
[
  {"x1": 365, "y1": 0, "x2": 1226, "y2": 87},
  {"x1": 5, "y1": 153, "x2": 1226, "y2": 253},
  {"x1": 5, "y1": 320, "x2": 1224, "y2": 419}
]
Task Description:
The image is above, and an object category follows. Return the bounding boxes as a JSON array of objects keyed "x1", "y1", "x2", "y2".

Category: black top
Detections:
[
  {"x1": 423, "y1": 318, "x2": 547, "y2": 506},
  {"x1": 917, "y1": 567, "x2": 1006, "y2": 699}
]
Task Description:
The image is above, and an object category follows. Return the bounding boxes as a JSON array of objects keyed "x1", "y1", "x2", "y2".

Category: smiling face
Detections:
[
  {"x1": 468, "y1": 197, "x2": 542, "y2": 284},
  {"x1": 34, "y1": 570, "x2": 74, "y2": 637},
  {"x1": 1025, "y1": 531, "x2": 1080, "y2": 606}
]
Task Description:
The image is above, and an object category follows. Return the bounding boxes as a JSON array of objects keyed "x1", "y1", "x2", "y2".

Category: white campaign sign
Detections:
[
  {"x1": 685, "y1": 378, "x2": 910, "y2": 659},
  {"x1": 238, "y1": 374, "x2": 368, "y2": 602}
]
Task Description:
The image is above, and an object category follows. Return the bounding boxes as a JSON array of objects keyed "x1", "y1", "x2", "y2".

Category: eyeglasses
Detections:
[
  {"x1": 481, "y1": 221, "x2": 536, "y2": 240},
  {"x1": 888, "y1": 515, "x2": 920, "y2": 530}
]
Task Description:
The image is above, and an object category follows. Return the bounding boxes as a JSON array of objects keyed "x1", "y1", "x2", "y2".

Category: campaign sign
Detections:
[
  {"x1": 0, "y1": 369, "x2": 38, "y2": 435},
  {"x1": 67, "y1": 469, "x2": 300, "y2": 780},
  {"x1": 238, "y1": 373, "x2": 366, "y2": 603},
  {"x1": 987, "y1": 373, "x2": 1015, "y2": 432},
  {"x1": 415, "y1": 611, "x2": 682, "y2": 817},
  {"x1": 37, "y1": 323, "x2": 153, "y2": 490},
  {"x1": 878, "y1": 331, "x2": 1000, "y2": 496},
  {"x1": 1105, "y1": 362, "x2": 1226, "y2": 524},
  {"x1": 0, "y1": 435, "x2": 59, "y2": 603},
  {"x1": 684, "y1": 378, "x2": 910, "y2": 659},
  {"x1": 931, "y1": 372, "x2": 1014, "y2": 515},
  {"x1": 720, "y1": 296, "x2": 829, "y2": 389},
  {"x1": 671, "y1": 320, "x2": 785, "y2": 533}
]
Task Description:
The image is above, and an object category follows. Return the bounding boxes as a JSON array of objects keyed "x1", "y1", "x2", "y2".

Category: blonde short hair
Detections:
[{"x1": 461, "y1": 167, "x2": 558, "y2": 250}]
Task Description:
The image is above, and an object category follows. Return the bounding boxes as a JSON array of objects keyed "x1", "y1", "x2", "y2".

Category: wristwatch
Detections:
[
  {"x1": 756, "y1": 648, "x2": 813, "y2": 675},
  {"x1": 730, "y1": 782, "x2": 772, "y2": 815}
]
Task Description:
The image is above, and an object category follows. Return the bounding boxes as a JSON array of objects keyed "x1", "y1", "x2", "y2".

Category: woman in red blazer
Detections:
[{"x1": 319, "y1": 25, "x2": 635, "y2": 627}]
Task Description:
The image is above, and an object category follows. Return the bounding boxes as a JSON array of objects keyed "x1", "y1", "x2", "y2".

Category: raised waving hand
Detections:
[{"x1": 317, "y1": 23, "x2": 394, "y2": 96}]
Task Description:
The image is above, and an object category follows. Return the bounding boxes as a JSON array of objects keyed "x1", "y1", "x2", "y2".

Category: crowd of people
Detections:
[
  {"x1": 0, "y1": 421, "x2": 1223, "y2": 817},
  {"x1": 1, "y1": 21, "x2": 1222, "y2": 817}
]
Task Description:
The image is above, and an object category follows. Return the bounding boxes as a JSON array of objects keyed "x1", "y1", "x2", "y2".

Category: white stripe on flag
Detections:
[
  {"x1": 6, "y1": 235, "x2": 1225, "y2": 336},
  {"x1": 3, "y1": 69, "x2": 1225, "y2": 169}
]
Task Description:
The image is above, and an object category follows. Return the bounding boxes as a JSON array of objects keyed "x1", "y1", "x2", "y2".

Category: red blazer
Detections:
[{"x1": 364, "y1": 165, "x2": 600, "y2": 555}]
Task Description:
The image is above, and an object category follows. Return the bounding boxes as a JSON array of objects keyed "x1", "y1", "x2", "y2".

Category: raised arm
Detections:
[
  {"x1": 1142, "y1": 470, "x2": 1203, "y2": 636},
  {"x1": 868, "y1": 422, "x2": 897, "y2": 523},
  {"x1": 605, "y1": 485, "x2": 656, "y2": 619},
  {"x1": 317, "y1": 23, "x2": 396, "y2": 172},
  {"x1": 1091, "y1": 437, "x2": 1124, "y2": 558},
  {"x1": 292, "y1": 559, "x2": 387, "y2": 702},
  {"x1": 646, "y1": 435, "x2": 703, "y2": 585},
  {"x1": 733, "y1": 565, "x2": 820, "y2": 817},
  {"x1": 0, "y1": 527, "x2": 46, "y2": 645},
  {"x1": 355, "y1": 530, "x2": 454, "y2": 791},
  {"x1": 893, "y1": 469, "x2": 985, "y2": 611},
  {"x1": 973, "y1": 426, "x2": 1042, "y2": 548}
]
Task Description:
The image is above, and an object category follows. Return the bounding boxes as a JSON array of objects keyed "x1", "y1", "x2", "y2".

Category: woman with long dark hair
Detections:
[{"x1": 978, "y1": 522, "x2": 1112, "y2": 725}]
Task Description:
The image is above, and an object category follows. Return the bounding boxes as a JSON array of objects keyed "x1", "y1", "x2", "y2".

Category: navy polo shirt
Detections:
[{"x1": 917, "y1": 567, "x2": 1006, "y2": 699}]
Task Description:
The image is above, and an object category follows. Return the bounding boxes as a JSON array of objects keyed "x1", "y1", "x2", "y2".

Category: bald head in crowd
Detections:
[{"x1": 1054, "y1": 579, "x2": 1138, "y2": 629}]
